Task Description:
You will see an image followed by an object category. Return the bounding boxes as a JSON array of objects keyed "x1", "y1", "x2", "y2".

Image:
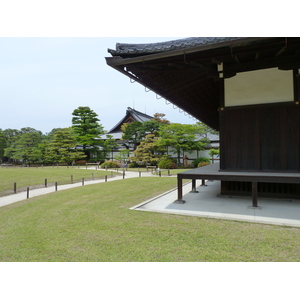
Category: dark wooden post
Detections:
[
  {"x1": 175, "y1": 176, "x2": 185, "y2": 203},
  {"x1": 105, "y1": 175, "x2": 107, "y2": 182},
  {"x1": 190, "y1": 179, "x2": 199, "y2": 193},
  {"x1": 71, "y1": 175, "x2": 73, "y2": 184},
  {"x1": 201, "y1": 179, "x2": 206, "y2": 186},
  {"x1": 45, "y1": 178, "x2": 47, "y2": 187},
  {"x1": 55, "y1": 182, "x2": 58, "y2": 191},
  {"x1": 27, "y1": 187, "x2": 29, "y2": 199},
  {"x1": 14, "y1": 182, "x2": 17, "y2": 194},
  {"x1": 82, "y1": 178, "x2": 84, "y2": 186},
  {"x1": 123, "y1": 170, "x2": 125, "y2": 179},
  {"x1": 252, "y1": 181, "x2": 258, "y2": 207}
]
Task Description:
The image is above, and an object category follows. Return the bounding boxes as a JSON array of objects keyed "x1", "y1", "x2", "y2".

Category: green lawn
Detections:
[
  {"x1": 0, "y1": 166, "x2": 118, "y2": 195},
  {"x1": 0, "y1": 176, "x2": 300, "y2": 262}
]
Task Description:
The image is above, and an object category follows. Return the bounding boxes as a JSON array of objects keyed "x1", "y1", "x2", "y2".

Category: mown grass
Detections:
[
  {"x1": 0, "y1": 167, "x2": 117, "y2": 195},
  {"x1": 0, "y1": 176, "x2": 300, "y2": 262}
]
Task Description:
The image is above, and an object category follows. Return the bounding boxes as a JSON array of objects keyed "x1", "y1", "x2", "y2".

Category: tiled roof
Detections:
[
  {"x1": 107, "y1": 107, "x2": 153, "y2": 134},
  {"x1": 108, "y1": 37, "x2": 241, "y2": 56}
]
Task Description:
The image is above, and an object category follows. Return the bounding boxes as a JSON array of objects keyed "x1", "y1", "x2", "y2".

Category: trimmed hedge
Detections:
[
  {"x1": 100, "y1": 161, "x2": 120, "y2": 169},
  {"x1": 158, "y1": 159, "x2": 176, "y2": 169},
  {"x1": 192, "y1": 157, "x2": 210, "y2": 167}
]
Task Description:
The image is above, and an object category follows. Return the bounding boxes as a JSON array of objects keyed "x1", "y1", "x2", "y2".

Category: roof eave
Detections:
[{"x1": 105, "y1": 37, "x2": 271, "y2": 67}]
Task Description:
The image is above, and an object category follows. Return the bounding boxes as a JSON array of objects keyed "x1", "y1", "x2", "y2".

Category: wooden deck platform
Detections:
[{"x1": 176, "y1": 163, "x2": 300, "y2": 207}]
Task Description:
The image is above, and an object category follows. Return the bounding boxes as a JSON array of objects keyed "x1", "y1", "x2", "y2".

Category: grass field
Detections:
[
  {"x1": 0, "y1": 166, "x2": 188, "y2": 196},
  {"x1": 0, "y1": 166, "x2": 119, "y2": 195},
  {"x1": 1, "y1": 175, "x2": 300, "y2": 262}
]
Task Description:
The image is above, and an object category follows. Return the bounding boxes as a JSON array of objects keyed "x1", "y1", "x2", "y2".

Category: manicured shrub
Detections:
[
  {"x1": 158, "y1": 158, "x2": 176, "y2": 169},
  {"x1": 100, "y1": 161, "x2": 120, "y2": 169},
  {"x1": 128, "y1": 162, "x2": 139, "y2": 168},
  {"x1": 198, "y1": 162, "x2": 210, "y2": 168},
  {"x1": 192, "y1": 157, "x2": 210, "y2": 167}
]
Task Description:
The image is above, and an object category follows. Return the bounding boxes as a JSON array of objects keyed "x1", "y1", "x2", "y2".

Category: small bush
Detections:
[
  {"x1": 158, "y1": 159, "x2": 176, "y2": 169},
  {"x1": 128, "y1": 162, "x2": 139, "y2": 168},
  {"x1": 192, "y1": 157, "x2": 210, "y2": 167},
  {"x1": 100, "y1": 161, "x2": 120, "y2": 169},
  {"x1": 198, "y1": 162, "x2": 210, "y2": 168}
]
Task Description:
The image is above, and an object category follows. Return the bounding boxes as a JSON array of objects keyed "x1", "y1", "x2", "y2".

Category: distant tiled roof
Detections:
[
  {"x1": 107, "y1": 107, "x2": 153, "y2": 134},
  {"x1": 108, "y1": 37, "x2": 241, "y2": 56}
]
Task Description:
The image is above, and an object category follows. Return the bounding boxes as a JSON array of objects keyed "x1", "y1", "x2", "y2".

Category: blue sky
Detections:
[{"x1": 0, "y1": 37, "x2": 202, "y2": 134}]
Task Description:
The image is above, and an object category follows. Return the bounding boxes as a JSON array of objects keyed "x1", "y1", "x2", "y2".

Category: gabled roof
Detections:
[
  {"x1": 107, "y1": 107, "x2": 153, "y2": 134},
  {"x1": 106, "y1": 37, "x2": 300, "y2": 130}
]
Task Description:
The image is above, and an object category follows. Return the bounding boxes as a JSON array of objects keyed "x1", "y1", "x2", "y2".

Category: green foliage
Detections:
[
  {"x1": 128, "y1": 162, "x2": 139, "y2": 168},
  {"x1": 158, "y1": 158, "x2": 176, "y2": 169},
  {"x1": 114, "y1": 149, "x2": 130, "y2": 163},
  {"x1": 100, "y1": 161, "x2": 120, "y2": 169},
  {"x1": 198, "y1": 162, "x2": 210, "y2": 167},
  {"x1": 157, "y1": 123, "x2": 209, "y2": 164},
  {"x1": 44, "y1": 128, "x2": 86, "y2": 165},
  {"x1": 72, "y1": 106, "x2": 105, "y2": 159},
  {"x1": 132, "y1": 133, "x2": 166, "y2": 165},
  {"x1": 192, "y1": 157, "x2": 211, "y2": 167},
  {"x1": 4, "y1": 129, "x2": 43, "y2": 164},
  {"x1": 0, "y1": 129, "x2": 7, "y2": 162},
  {"x1": 209, "y1": 149, "x2": 220, "y2": 158},
  {"x1": 121, "y1": 119, "x2": 164, "y2": 150}
]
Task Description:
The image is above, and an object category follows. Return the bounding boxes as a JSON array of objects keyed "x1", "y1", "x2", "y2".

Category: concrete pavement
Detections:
[{"x1": 131, "y1": 180, "x2": 300, "y2": 227}]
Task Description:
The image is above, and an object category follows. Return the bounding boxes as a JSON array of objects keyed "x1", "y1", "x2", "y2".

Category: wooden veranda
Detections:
[{"x1": 177, "y1": 163, "x2": 300, "y2": 207}]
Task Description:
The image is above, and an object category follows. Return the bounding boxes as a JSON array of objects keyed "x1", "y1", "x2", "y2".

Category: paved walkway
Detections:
[
  {"x1": 0, "y1": 169, "x2": 155, "y2": 208},
  {"x1": 131, "y1": 180, "x2": 300, "y2": 228}
]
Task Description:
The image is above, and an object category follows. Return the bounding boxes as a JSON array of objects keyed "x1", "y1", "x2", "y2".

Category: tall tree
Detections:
[
  {"x1": 0, "y1": 129, "x2": 7, "y2": 162},
  {"x1": 132, "y1": 133, "x2": 166, "y2": 165},
  {"x1": 157, "y1": 123, "x2": 209, "y2": 165},
  {"x1": 4, "y1": 129, "x2": 42, "y2": 164},
  {"x1": 71, "y1": 106, "x2": 105, "y2": 160},
  {"x1": 44, "y1": 128, "x2": 86, "y2": 165},
  {"x1": 121, "y1": 119, "x2": 163, "y2": 150}
]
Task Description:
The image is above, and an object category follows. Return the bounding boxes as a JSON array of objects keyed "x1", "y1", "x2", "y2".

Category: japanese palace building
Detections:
[{"x1": 105, "y1": 37, "x2": 300, "y2": 205}]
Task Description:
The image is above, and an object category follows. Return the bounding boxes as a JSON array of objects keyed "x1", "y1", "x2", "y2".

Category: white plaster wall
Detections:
[{"x1": 225, "y1": 68, "x2": 294, "y2": 107}]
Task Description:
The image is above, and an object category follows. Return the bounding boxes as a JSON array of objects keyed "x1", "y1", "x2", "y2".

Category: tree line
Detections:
[{"x1": 0, "y1": 107, "x2": 218, "y2": 166}]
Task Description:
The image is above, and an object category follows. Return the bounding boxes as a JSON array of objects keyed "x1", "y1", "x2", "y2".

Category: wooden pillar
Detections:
[
  {"x1": 190, "y1": 179, "x2": 199, "y2": 193},
  {"x1": 252, "y1": 181, "x2": 258, "y2": 207},
  {"x1": 175, "y1": 176, "x2": 185, "y2": 203}
]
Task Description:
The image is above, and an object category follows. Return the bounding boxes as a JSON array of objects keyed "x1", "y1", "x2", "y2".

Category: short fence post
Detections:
[
  {"x1": 14, "y1": 182, "x2": 17, "y2": 194},
  {"x1": 123, "y1": 170, "x2": 125, "y2": 179},
  {"x1": 55, "y1": 182, "x2": 58, "y2": 191},
  {"x1": 71, "y1": 175, "x2": 73, "y2": 184},
  {"x1": 168, "y1": 169, "x2": 170, "y2": 176},
  {"x1": 45, "y1": 178, "x2": 47, "y2": 187},
  {"x1": 159, "y1": 171, "x2": 161, "y2": 177},
  {"x1": 105, "y1": 175, "x2": 107, "y2": 182},
  {"x1": 27, "y1": 187, "x2": 29, "y2": 199},
  {"x1": 139, "y1": 171, "x2": 141, "y2": 177},
  {"x1": 82, "y1": 178, "x2": 84, "y2": 186}
]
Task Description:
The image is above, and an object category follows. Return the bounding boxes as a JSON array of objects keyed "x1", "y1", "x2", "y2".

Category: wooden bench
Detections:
[{"x1": 146, "y1": 166, "x2": 157, "y2": 172}]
